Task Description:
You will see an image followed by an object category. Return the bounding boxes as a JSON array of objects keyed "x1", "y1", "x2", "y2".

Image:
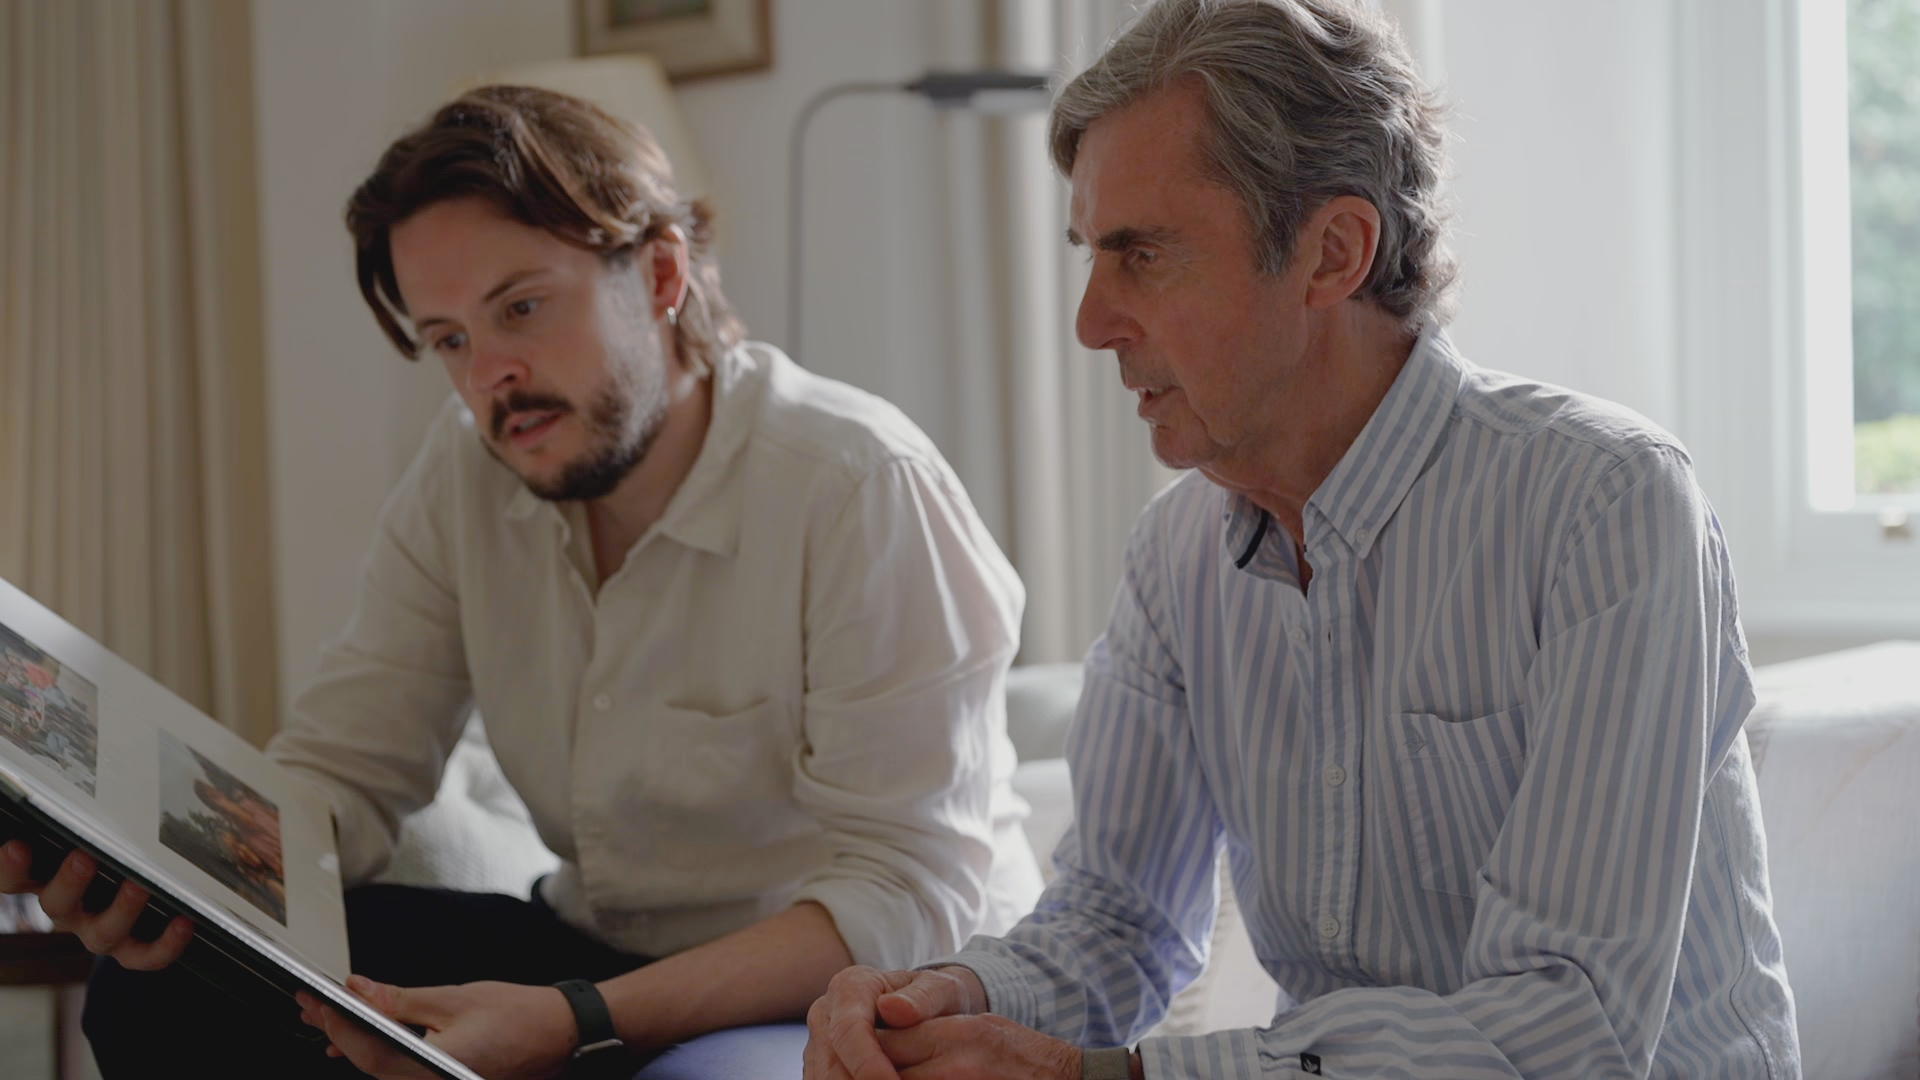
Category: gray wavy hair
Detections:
[{"x1": 1052, "y1": 0, "x2": 1457, "y2": 327}]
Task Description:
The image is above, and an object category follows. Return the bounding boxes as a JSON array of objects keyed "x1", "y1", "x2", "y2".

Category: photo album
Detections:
[{"x1": 0, "y1": 575, "x2": 482, "y2": 1080}]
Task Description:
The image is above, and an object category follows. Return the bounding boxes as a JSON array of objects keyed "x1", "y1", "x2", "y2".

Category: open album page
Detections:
[{"x1": 0, "y1": 576, "x2": 349, "y2": 981}]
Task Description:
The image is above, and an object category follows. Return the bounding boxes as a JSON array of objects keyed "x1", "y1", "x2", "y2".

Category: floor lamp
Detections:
[{"x1": 785, "y1": 71, "x2": 1052, "y2": 363}]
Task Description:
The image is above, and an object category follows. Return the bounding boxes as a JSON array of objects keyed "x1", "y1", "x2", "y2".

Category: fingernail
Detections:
[
  {"x1": 347, "y1": 974, "x2": 372, "y2": 994},
  {"x1": 69, "y1": 853, "x2": 94, "y2": 876}
]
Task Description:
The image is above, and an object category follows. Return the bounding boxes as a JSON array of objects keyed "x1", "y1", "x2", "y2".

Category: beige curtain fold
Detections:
[
  {"x1": 1048, "y1": 0, "x2": 1182, "y2": 660},
  {"x1": 924, "y1": 0, "x2": 1173, "y2": 665},
  {"x1": 0, "y1": 0, "x2": 279, "y2": 746}
]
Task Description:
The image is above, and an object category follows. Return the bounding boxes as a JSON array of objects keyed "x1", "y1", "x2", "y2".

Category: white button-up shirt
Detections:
[{"x1": 268, "y1": 343, "x2": 1033, "y2": 969}]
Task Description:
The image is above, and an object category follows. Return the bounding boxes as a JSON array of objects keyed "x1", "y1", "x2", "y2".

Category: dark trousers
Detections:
[{"x1": 82, "y1": 883, "x2": 652, "y2": 1080}]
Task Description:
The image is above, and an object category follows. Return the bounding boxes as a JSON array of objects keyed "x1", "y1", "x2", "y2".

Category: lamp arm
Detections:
[{"x1": 786, "y1": 81, "x2": 905, "y2": 364}]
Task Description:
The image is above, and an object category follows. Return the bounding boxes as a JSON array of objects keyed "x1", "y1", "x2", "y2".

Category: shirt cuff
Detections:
[
  {"x1": 917, "y1": 939, "x2": 1043, "y2": 1029},
  {"x1": 1139, "y1": 1029, "x2": 1267, "y2": 1080}
]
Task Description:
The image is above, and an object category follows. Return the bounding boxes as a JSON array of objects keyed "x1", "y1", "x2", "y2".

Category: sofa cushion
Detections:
[
  {"x1": 1746, "y1": 641, "x2": 1920, "y2": 1080},
  {"x1": 1004, "y1": 663, "x2": 1084, "y2": 763}
]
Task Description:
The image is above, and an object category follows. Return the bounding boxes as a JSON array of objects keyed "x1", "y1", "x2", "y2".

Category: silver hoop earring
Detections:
[{"x1": 665, "y1": 305, "x2": 679, "y2": 328}]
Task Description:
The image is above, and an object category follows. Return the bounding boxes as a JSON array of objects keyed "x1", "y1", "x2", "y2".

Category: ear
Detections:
[
  {"x1": 1301, "y1": 195, "x2": 1382, "y2": 310},
  {"x1": 645, "y1": 223, "x2": 692, "y2": 321}
]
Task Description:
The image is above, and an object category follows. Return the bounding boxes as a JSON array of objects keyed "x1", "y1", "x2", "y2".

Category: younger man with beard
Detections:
[{"x1": 11, "y1": 86, "x2": 1036, "y2": 1079}]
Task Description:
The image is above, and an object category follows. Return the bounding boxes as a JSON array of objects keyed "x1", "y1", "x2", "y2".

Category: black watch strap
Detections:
[{"x1": 552, "y1": 979, "x2": 623, "y2": 1058}]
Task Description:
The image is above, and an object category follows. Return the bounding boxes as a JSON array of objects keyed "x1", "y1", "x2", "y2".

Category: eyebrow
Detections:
[
  {"x1": 1064, "y1": 225, "x2": 1179, "y2": 252},
  {"x1": 412, "y1": 268, "x2": 549, "y2": 334}
]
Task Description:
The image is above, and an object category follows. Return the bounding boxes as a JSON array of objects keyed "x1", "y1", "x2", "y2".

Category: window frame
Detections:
[{"x1": 1678, "y1": 0, "x2": 1920, "y2": 639}]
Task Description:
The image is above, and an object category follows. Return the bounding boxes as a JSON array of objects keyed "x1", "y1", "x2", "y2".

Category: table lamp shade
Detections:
[{"x1": 467, "y1": 55, "x2": 712, "y2": 202}]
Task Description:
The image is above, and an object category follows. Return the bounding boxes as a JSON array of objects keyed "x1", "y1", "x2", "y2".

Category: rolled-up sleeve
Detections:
[{"x1": 789, "y1": 457, "x2": 1024, "y2": 971}]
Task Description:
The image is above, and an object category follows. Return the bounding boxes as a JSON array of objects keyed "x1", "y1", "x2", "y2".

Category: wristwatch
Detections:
[
  {"x1": 1082, "y1": 1045, "x2": 1133, "y2": 1080},
  {"x1": 551, "y1": 979, "x2": 625, "y2": 1061}
]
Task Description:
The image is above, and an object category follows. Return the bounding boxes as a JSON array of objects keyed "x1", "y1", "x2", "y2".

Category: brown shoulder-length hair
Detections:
[{"x1": 345, "y1": 84, "x2": 744, "y2": 373}]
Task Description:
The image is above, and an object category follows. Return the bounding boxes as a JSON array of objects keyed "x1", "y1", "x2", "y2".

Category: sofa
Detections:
[{"x1": 388, "y1": 643, "x2": 1920, "y2": 1078}]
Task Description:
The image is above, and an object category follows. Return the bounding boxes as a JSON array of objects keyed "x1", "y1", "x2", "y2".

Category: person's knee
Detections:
[
  {"x1": 343, "y1": 883, "x2": 446, "y2": 975},
  {"x1": 82, "y1": 956, "x2": 184, "y2": 1075},
  {"x1": 82, "y1": 955, "x2": 153, "y2": 1038},
  {"x1": 344, "y1": 882, "x2": 430, "y2": 932}
]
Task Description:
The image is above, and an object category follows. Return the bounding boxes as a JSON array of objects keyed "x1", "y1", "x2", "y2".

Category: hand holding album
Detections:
[
  {"x1": 300, "y1": 976, "x2": 581, "y2": 1080},
  {"x1": 0, "y1": 841, "x2": 193, "y2": 969}
]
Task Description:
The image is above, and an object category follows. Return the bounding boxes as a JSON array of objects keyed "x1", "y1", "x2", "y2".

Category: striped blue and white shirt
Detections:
[{"x1": 950, "y1": 331, "x2": 1800, "y2": 1078}]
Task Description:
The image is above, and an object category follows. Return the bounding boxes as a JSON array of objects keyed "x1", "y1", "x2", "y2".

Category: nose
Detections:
[
  {"x1": 464, "y1": 334, "x2": 528, "y2": 397},
  {"x1": 1075, "y1": 264, "x2": 1131, "y2": 353}
]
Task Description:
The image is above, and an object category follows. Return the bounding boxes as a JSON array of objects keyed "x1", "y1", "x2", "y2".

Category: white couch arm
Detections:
[{"x1": 1746, "y1": 641, "x2": 1920, "y2": 1080}]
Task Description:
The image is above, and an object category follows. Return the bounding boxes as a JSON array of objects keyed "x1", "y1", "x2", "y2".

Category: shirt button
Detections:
[
  {"x1": 1318, "y1": 916, "x2": 1341, "y2": 939},
  {"x1": 1325, "y1": 765, "x2": 1346, "y2": 787},
  {"x1": 592, "y1": 693, "x2": 612, "y2": 711},
  {"x1": 1356, "y1": 527, "x2": 1371, "y2": 543},
  {"x1": 1290, "y1": 627, "x2": 1308, "y2": 646}
]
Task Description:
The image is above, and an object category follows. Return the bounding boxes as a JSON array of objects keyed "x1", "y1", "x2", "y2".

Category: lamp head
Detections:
[{"x1": 904, "y1": 71, "x2": 1052, "y2": 114}]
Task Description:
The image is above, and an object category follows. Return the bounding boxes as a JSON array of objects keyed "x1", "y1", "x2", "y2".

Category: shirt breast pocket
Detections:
[
  {"x1": 641, "y1": 700, "x2": 793, "y2": 815},
  {"x1": 1381, "y1": 706, "x2": 1529, "y2": 899}
]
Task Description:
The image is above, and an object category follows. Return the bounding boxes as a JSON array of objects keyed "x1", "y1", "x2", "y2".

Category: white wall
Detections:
[
  {"x1": 253, "y1": 0, "x2": 574, "y2": 716},
  {"x1": 1438, "y1": 0, "x2": 1680, "y2": 433}
]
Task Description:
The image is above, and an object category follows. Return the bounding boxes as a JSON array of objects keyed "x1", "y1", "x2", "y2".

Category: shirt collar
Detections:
[
  {"x1": 1219, "y1": 324, "x2": 1465, "y2": 566},
  {"x1": 1307, "y1": 325, "x2": 1465, "y2": 559},
  {"x1": 503, "y1": 344, "x2": 766, "y2": 559}
]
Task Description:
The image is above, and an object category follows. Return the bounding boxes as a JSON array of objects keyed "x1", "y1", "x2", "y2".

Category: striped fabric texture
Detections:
[{"x1": 949, "y1": 332, "x2": 1801, "y2": 1078}]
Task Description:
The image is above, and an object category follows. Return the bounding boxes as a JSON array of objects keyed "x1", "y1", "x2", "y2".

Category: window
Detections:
[
  {"x1": 1841, "y1": 0, "x2": 1920, "y2": 501},
  {"x1": 1677, "y1": 0, "x2": 1920, "y2": 636},
  {"x1": 1800, "y1": 0, "x2": 1920, "y2": 509}
]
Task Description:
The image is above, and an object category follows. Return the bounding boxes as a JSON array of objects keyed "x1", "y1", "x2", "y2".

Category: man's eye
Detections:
[
  {"x1": 506, "y1": 297, "x2": 540, "y2": 319},
  {"x1": 1124, "y1": 248, "x2": 1156, "y2": 270},
  {"x1": 433, "y1": 333, "x2": 466, "y2": 353}
]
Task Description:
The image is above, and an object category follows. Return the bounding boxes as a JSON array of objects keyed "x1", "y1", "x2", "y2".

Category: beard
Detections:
[{"x1": 484, "y1": 347, "x2": 670, "y2": 503}]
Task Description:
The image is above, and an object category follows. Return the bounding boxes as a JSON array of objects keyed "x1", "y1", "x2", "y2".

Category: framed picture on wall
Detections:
[{"x1": 577, "y1": 0, "x2": 772, "y2": 81}]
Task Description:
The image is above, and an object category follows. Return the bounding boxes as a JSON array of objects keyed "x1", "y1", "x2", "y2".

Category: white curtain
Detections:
[
  {"x1": 930, "y1": 0, "x2": 1175, "y2": 666},
  {"x1": 0, "y1": 0, "x2": 280, "y2": 746},
  {"x1": 1376, "y1": 0, "x2": 1445, "y2": 85}
]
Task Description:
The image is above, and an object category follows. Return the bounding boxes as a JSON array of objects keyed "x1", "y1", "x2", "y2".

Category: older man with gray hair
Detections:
[{"x1": 805, "y1": 0, "x2": 1801, "y2": 1077}]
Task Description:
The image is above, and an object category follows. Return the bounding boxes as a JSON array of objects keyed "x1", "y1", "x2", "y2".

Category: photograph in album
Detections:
[
  {"x1": 158, "y1": 730, "x2": 288, "y2": 924},
  {"x1": 0, "y1": 617, "x2": 100, "y2": 796}
]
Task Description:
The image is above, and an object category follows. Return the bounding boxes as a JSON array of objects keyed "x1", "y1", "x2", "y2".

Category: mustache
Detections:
[{"x1": 489, "y1": 390, "x2": 573, "y2": 442}]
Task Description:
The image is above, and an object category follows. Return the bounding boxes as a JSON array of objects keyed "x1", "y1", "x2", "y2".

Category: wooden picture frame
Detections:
[{"x1": 576, "y1": 0, "x2": 772, "y2": 82}]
